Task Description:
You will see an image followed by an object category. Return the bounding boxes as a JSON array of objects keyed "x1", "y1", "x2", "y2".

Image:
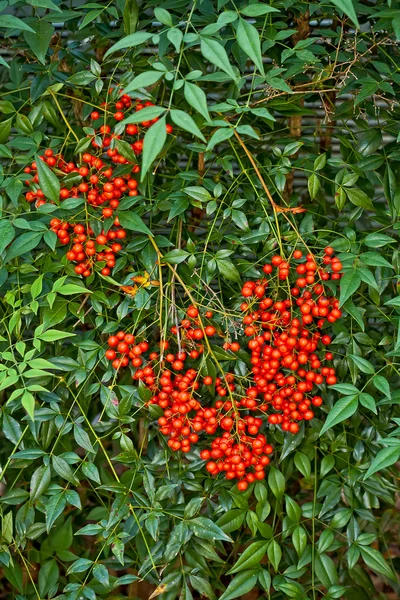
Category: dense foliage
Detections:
[{"x1": 1, "y1": 0, "x2": 400, "y2": 599}]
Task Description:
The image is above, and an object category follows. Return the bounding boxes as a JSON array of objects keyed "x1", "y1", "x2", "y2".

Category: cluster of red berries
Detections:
[
  {"x1": 237, "y1": 248, "x2": 342, "y2": 434},
  {"x1": 105, "y1": 331, "x2": 150, "y2": 371},
  {"x1": 23, "y1": 89, "x2": 175, "y2": 281},
  {"x1": 100, "y1": 244, "x2": 343, "y2": 490},
  {"x1": 201, "y1": 434, "x2": 273, "y2": 490},
  {"x1": 50, "y1": 218, "x2": 126, "y2": 277},
  {"x1": 24, "y1": 149, "x2": 140, "y2": 217},
  {"x1": 102, "y1": 247, "x2": 341, "y2": 492},
  {"x1": 90, "y1": 93, "x2": 173, "y2": 159}
]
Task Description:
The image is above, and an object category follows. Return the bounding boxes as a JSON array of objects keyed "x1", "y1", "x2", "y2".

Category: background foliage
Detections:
[{"x1": 1, "y1": 0, "x2": 400, "y2": 599}]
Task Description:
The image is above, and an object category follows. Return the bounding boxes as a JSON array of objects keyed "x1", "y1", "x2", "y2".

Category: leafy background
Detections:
[{"x1": 0, "y1": 0, "x2": 400, "y2": 599}]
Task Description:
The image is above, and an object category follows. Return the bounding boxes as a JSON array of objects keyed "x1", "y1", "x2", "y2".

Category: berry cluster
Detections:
[
  {"x1": 105, "y1": 331, "x2": 149, "y2": 371},
  {"x1": 90, "y1": 93, "x2": 172, "y2": 160},
  {"x1": 100, "y1": 248, "x2": 342, "y2": 491},
  {"x1": 238, "y1": 248, "x2": 342, "y2": 434},
  {"x1": 23, "y1": 89, "x2": 175, "y2": 279},
  {"x1": 49, "y1": 219, "x2": 126, "y2": 277},
  {"x1": 24, "y1": 149, "x2": 140, "y2": 216}
]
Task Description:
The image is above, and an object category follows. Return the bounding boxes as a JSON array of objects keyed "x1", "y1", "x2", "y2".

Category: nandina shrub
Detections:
[{"x1": 0, "y1": 1, "x2": 400, "y2": 599}]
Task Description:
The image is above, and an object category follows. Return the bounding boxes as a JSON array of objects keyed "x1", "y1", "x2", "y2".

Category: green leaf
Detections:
[
  {"x1": 104, "y1": 31, "x2": 153, "y2": 57},
  {"x1": 74, "y1": 426, "x2": 95, "y2": 453},
  {"x1": 46, "y1": 493, "x2": 67, "y2": 531},
  {"x1": 115, "y1": 138, "x2": 138, "y2": 162},
  {"x1": 200, "y1": 37, "x2": 238, "y2": 82},
  {"x1": 327, "y1": 0, "x2": 360, "y2": 28},
  {"x1": 320, "y1": 455, "x2": 335, "y2": 477},
  {"x1": 184, "y1": 186, "x2": 212, "y2": 202},
  {"x1": 52, "y1": 455, "x2": 79, "y2": 485},
  {"x1": 320, "y1": 395, "x2": 358, "y2": 435},
  {"x1": 360, "y1": 546, "x2": 396, "y2": 580},
  {"x1": 123, "y1": 0, "x2": 139, "y2": 35},
  {"x1": 0, "y1": 14, "x2": 35, "y2": 32},
  {"x1": 345, "y1": 188, "x2": 374, "y2": 210},
  {"x1": 359, "y1": 393, "x2": 376, "y2": 413},
  {"x1": 348, "y1": 354, "x2": 375, "y2": 374},
  {"x1": 38, "y1": 559, "x2": 59, "y2": 597},
  {"x1": 308, "y1": 173, "x2": 320, "y2": 199},
  {"x1": 236, "y1": 18, "x2": 264, "y2": 75},
  {"x1": 227, "y1": 541, "x2": 269, "y2": 574},
  {"x1": 268, "y1": 467, "x2": 285, "y2": 498},
  {"x1": 231, "y1": 209, "x2": 249, "y2": 230},
  {"x1": 93, "y1": 564, "x2": 109, "y2": 587},
  {"x1": 184, "y1": 81, "x2": 211, "y2": 122},
  {"x1": 339, "y1": 271, "x2": 361, "y2": 307},
  {"x1": 67, "y1": 558, "x2": 93, "y2": 574},
  {"x1": 35, "y1": 154, "x2": 60, "y2": 202},
  {"x1": 189, "y1": 517, "x2": 233, "y2": 542},
  {"x1": 154, "y1": 7, "x2": 173, "y2": 26},
  {"x1": 285, "y1": 494, "x2": 302, "y2": 521},
  {"x1": 314, "y1": 153, "x2": 327, "y2": 170},
  {"x1": 315, "y1": 553, "x2": 338, "y2": 588},
  {"x1": 360, "y1": 252, "x2": 393, "y2": 269},
  {"x1": 0, "y1": 220, "x2": 15, "y2": 254},
  {"x1": 267, "y1": 540, "x2": 282, "y2": 571},
  {"x1": 363, "y1": 233, "x2": 394, "y2": 248},
  {"x1": 30, "y1": 465, "x2": 51, "y2": 501},
  {"x1": 294, "y1": 452, "x2": 311, "y2": 479},
  {"x1": 162, "y1": 249, "x2": 189, "y2": 264},
  {"x1": 217, "y1": 259, "x2": 241, "y2": 282},
  {"x1": 384, "y1": 297, "x2": 400, "y2": 307},
  {"x1": 167, "y1": 27, "x2": 183, "y2": 52},
  {"x1": 27, "y1": 0, "x2": 62, "y2": 11},
  {"x1": 372, "y1": 375, "x2": 391, "y2": 398},
  {"x1": 79, "y1": 9, "x2": 103, "y2": 30},
  {"x1": 358, "y1": 267, "x2": 379, "y2": 292},
  {"x1": 123, "y1": 70, "x2": 164, "y2": 94},
  {"x1": 0, "y1": 116, "x2": 12, "y2": 143},
  {"x1": 141, "y1": 115, "x2": 167, "y2": 180},
  {"x1": 292, "y1": 526, "x2": 307, "y2": 556},
  {"x1": 67, "y1": 71, "x2": 97, "y2": 86},
  {"x1": 118, "y1": 212, "x2": 152, "y2": 235},
  {"x1": 219, "y1": 570, "x2": 258, "y2": 600},
  {"x1": 24, "y1": 19, "x2": 54, "y2": 64},
  {"x1": 5, "y1": 231, "x2": 43, "y2": 262},
  {"x1": 37, "y1": 329, "x2": 76, "y2": 342},
  {"x1": 241, "y1": 4, "x2": 279, "y2": 16},
  {"x1": 21, "y1": 390, "x2": 35, "y2": 420},
  {"x1": 207, "y1": 127, "x2": 234, "y2": 151},
  {"x1": 82, "y1": 462, "x2": 101, "y2": 484},
  {"x1": 121, "y1": 105, "x2": 165, "y2": 125},
  {"x1": 56, "y1": 283, "x2": 92, "y2": 296},
  {"x1": 170, "y1": 109, "x2": 206, "y2": 142},
  {"x1": 189, "y1": 574, "x2": 216, "y2": 600},
  {"x1": 363, "y1": 446, "x2": 400, "y2": 480},
  {"x1": 216, "y1": 509, "x2": 246, "y2": 533}
]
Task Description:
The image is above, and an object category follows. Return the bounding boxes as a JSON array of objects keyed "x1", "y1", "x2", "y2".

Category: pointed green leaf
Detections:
[
  {"x1": 184, "y1": 81, "x2": 211, "y2": 122},
  {"x1": 320, "y1": 395, "x2": 358, "y2": 435},
  {"x1": 236, "y1": 18, "x2": 264, "y2": 75},
  {"x1": 123, "y1": 70, "x2": 164, "y2": 94},
  {"x1": 141, "y1": 115, "x2": 167, "y2": 180},
  {"x1": 24, "y1": 20, "x2": 54, "y2": 64},
  {"x1": 170, "y1": 109, "x2": 206, "y2": 142},
  {"x1": 227, "y1": 541, "x2": 269, "y2": 574},
  {"x1": 363, "y1": 446, "x2": 400, "y2": 480},
  {"x1": 339, "y1": 271, "x2": 361, "y2": 307},
  {"x1": 104, "y1": 31, "x2": 152, "y2": 57},
  {"x1": 327, "y1": 0, "x2": 360, "y2": 28},
  {"x1": 35, "y1": 154, "x2": 60, "y2": 202},
  {"x1": 200, "y1": 37, "x2": 238, "y2": 82}
]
